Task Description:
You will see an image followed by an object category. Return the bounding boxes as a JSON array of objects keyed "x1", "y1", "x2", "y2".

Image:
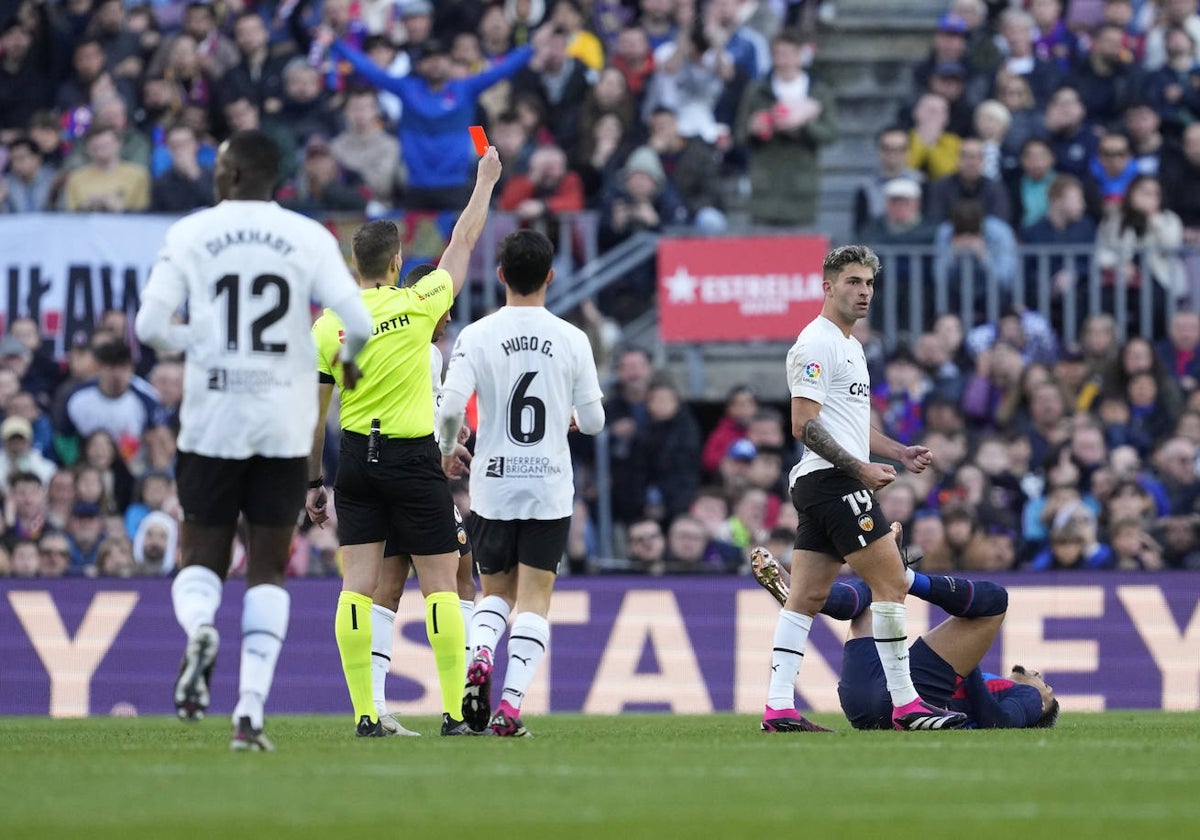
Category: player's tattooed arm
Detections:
[{"x1": 800, "y1": 417, "x2": 863, "y2": 480}]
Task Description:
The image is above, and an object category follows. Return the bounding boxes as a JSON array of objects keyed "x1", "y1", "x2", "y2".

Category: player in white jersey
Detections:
[
  {"x1": 761, "y1": 244, "x2": 968, "y2": 733},
  {"x1": 437, "y1": 230, "x2": 605, "y2": 736},
  {"x1": 134, "y1": 130, "x2": 373, "y2": 751},
  {"x1": 366, "y1": 264, "x2": 476, "y2": 736}
]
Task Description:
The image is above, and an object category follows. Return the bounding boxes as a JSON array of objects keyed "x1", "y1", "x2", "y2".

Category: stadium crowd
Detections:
[{"x1": 3, "y1": 0, "x2": 1200, "y2": 578}]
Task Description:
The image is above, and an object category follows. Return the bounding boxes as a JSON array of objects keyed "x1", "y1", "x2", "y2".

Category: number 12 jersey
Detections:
[{"x1": 440, "y1": 306, "x2": 603, "y2": 520}]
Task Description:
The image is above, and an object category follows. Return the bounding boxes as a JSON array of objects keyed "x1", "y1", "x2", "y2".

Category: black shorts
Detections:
[
  {"x1": 467, "y1": 515, "x2": 570, "y2": 576},
  {"x1": 334, "y1": 431, "x2": 459, "y2": 556},
  {"x1": 384, "y1": 503, "x2": 472, "y2": 559},
  {"x1": 176, "y1": 450, "x2": 306, "y2": 527},
  {"x1": 838, "y1": 638, "x2": 954, "y2": 730},
  {"x1": 791, "y1": 468, "x2": 892, "y2": 559}
]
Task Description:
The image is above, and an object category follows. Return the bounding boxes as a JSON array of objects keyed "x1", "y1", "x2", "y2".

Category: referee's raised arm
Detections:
[{"x1": 438, "y1": 147, "x2": 503, "y2": 297}]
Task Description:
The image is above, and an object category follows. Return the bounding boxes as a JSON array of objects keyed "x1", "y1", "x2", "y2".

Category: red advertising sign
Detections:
[{"x1": 657, "y1": 234, "x2": 829, "y2": 343}]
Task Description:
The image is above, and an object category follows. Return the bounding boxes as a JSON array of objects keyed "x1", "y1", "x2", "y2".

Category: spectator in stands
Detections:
[
  {"x1": 994, "y1": 72, "x2": 1046, "y2": 174},
  {"x1": 664, "y1": 513, "x2": 740, "y2": 574},
  {"x1": 1011, "y1": 137, "x2": 1058, "y2": 228},
  {"x1": 734, "y1": 28, "x2": 836, "y2": 227},
  {"x1": 707, "y1": 0, "x2": 770, "y2": 80},
  {"x1": 551, "y1": 0, "x2": 604, "y2": 71},
  {"x1": 1068, "y1": 23, "x2": 1140, "y2": 130},
  {"x1": 874, "y1": 347, "x2": 930, "y2": 445},
  {"x1": 928, "y1": 137, "x2": 1013, "y2": 224},
  {"x1": 0, "y1": 14, "x2": 58, "y2": 140},
  {"x1": 149, "y1": 1, "x2": 239, "y2": 81},
  {"x1": 904, "y1": 60, "x2": 976, "y2": 140},
  {"x1": 277, "y1": 134, "x2": 367, "y2": 215},
  {"x1": 479, "y1": 3, "x2": 516, "y2": 61},
  {"x1": 223, "y1": 95, "x2": 298, "y2": 182},
  {"x1": 1143, "y1": 25, "x2": 1200, "y2": 134},
  {"x1": 64, "y1": 339, "x2": 161, "y2": 458},
  {"x1": 722, "y1": 485, "x2": 771, "y2": 557},
  {"x1": 26, "y1": 110, "x2": 65, "y2": 172},
  {"x1": 133, "y1": 509, "x2": 178, "y2": 575},
  {"x1": 639, "y1": 105, "x2": 726, "y2": 230},
  {"x1": 1044, "y1": 85, "x2": 1098, "y2": 181},
  {"x1": 219, "y1": 11, "x2": 287, "y2": 117},
  {"x1": 7, "y1": 541, "x2": 34, "y2": 577},
  {"x1": 606, "y1": 347, "x2": 654, "y2": 528},
  {"x1": 1162, "y1": 122, "x2": 1200, "y2": 240},
  {"x1": 7, "y1": 470, "x2": 49, "y2": 544},
  {"x1": 612, "y1": 25, "x2": 655, "y2": 109},
  {"x1": 934, "y1": 199, "x2": 1019, "y2": 313},
  {"x1": 638, "y1": 0, "x2": 678, "y2": 50},
  {"x1": 65, "y1": 500, "x2": 105, "y2": 574},
  {"x1": 1028, "y1": 502, "x2": 1115, "y2": 570},
  {"x1": 859, "y1": 179, "x2": 937, "y2": 323},
  {"x1": 598, "y1": 145, "x2": 688, "y2": 253},
  {"x1": 0, "y1": 416, "x2": 55, "y2": 490},
  {"x1": 499, "y1": 144, "x2": 586, "y2": 233},
  {"x1": 150, "y1": 124, "x2": 213, "y2": 212},
  {"x1": 1096, "y1": 174, "x2": 1186, "y2": 334},
  {"x1": 512, "y1": 24, "x2": 592, "y2": 154},
  {"x1": 914, "y1": 332, "x2": 968, "y2": 403},
  {"x1": 922, "y1": 504, "x2": 995, "y2": 571},
  {"x1": 624, "y1": 517, "x2": 667, "y2": 574},
  {"x1": 997, "y1": 9, "x2": 1064, "y2": 107},
  {"x1": 328, "y1": 25, "x2": 539, "y2": 210},
  {"x1": 1101, "y1": 0, "x2": 1146, "y2": 64},
  {"x1": 44, "y1": 469, "x2": 74, "y2": 532},
  {"x1": 330, "y1": 87, "x2": 404, "y2": 208},
  {"x1": 38, "y1": 532, "x2": 72, "y2": 578},
  {"x1": 962, "y1": 339, "x2": 1026, "y2": 432},
  {"x1": 914, "y1": 14, "x2": 987, "y2": 113},
  {"x1": 581, "y1": 65, "x2": 637, "y2": 146},
  {"x1": 64, "y1": 94, "x2": 152, "y2": 171},
  {"x1": 853, "y1": 127, "x2": 925, "y2": 238},
  {"x1": 573, "y1": 111, "x2": 635, "y2": 205},
  {"x1": 1021, "y1": 174, "x2": 1098, "y2": 312},
  {"x1": 0, "y1": 136, "x2": 55, "y2": 213},
  {"x1": 5, "y1": 391, "x2": 54, "y2": 464},
  {"x1": 64, "y1": 123, "x2": 150, "y2": 212},
  {"x1": 88, "y1": 0, "x2": 142, "y2": 79},
  {"x1": 82, "y1": 429, "x2": 134, "y2": 512},
  {"x1": 1156, "y1": 309, "x2": 1200, "y2": 393},
  {"x1": 276, "y1": 58, "x2": 340, "y2": 144},
  {"x1": 1157, "y1": 513, "x2": 1200, "y2": 567},
  {"x1": 1031, "y1": 0, "x2": 1081, "y2": 70},
  {"x1": 1124, "y1": 101, "x2": 1169, "y2": 176},
  {"x1": 57, "y1": 38, "x2": 134, "y2": 115},
  {"x1": 94, "y1": 537, "x2": 136, "y2": 577},
  {"x1": 1109, "y1": 517, "x2": 1166, "y2": 569},
  {"x1": 904, "y1": 92, "x2": 960, "y2": 181},
  {"x1": 1143, "y1": 0, "x2": 1200, "y2": 70},
  {"x1": 638, "y1": 378, "x2": 702, "y2": 525},
  {"x1": 701, "y1": 385, "x2": 757, "y2": 475},
  {"x1": 1090, "y1": 131, "x2": 1139, "y2": 206},
  {"x1": 973, "y1": 99, "x2": 1011, "y2": 180}
]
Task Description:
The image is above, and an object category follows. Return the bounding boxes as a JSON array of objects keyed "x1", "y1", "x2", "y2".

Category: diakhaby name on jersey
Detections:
[
  {"x1": 204, "y1": 229, "x2": 296, "y2": 258},
  {"x1": 500, "y1": 335, "x2": 554, "y2": 357}
]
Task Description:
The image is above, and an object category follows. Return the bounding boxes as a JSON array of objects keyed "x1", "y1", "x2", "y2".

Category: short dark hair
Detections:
[
  {"x1": 498, "y1": 230, "x2": 554, "y2": 295},
  {"x1": 7, "y1": 136, "x2": 38, "y2": 157},
  {"x1": 402, "y1": 263, "x2": 437, "y2": 287},
  {"x1": 93, "y1": 340, "x2": 132, "y2": 367},
  {"x1": 10, "y1": 471, "x2": 43, "y2": 488},
  {"x1": 823, "y1": 244, "x2": 881, "y2": 281},
  {"x1": 224, "y1": 129, "x2": 281, "y2": 189},
  {"x1": 352, "y1": 220, "x2": 400, "y2": 280}
]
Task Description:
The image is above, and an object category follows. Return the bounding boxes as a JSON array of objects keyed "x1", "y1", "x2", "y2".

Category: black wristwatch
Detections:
[{"x1": 307, "y1": 476, "x2": 325, "y2": 489}]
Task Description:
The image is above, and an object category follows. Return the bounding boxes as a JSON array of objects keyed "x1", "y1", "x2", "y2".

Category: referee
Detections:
[{"x1": 307, "y1": 149, "x2": 502, "y2": 737}]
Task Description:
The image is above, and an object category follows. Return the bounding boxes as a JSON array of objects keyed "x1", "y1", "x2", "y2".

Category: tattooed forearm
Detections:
[{"x1": 801, "y1": 417, "x2": 862, "y2": 479}]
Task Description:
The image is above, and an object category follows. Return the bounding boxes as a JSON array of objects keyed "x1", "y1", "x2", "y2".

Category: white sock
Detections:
[
  {"x1": 171, "y1": 565, "x2": 223, "y2": 638},
  {"x1": 871, "y1": 601, "x2": 919, "y2": 707},
  {"x1": 767, "y1": 610, "x2": 812, "y2": 709},
  {"x1": 370, "y1": 604, "x2": 396, "y2": 718},
  {"x1": 460, "y1": 599, "x2": 474, "y2": 668},
  {"x1": 501, "y1": 612, "x2": 549, "y2": 711},
  {"x1": 232, "y1": 584, "x2": 289, "y2": 729},
  {"x1": 468, "y1": 595, "x2": 510, "y2": 657},
  {"x1": 904, "y1": 567, "x2": 916, "y2": 590}
]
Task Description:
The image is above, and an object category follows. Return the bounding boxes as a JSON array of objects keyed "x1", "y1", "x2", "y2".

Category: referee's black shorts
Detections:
[
  {"x1": 334, "y1": 431, "x2": 460, "y2": 556},
  {"x1": 791, "y1": 468, "x2": 892, "y2": 559}
]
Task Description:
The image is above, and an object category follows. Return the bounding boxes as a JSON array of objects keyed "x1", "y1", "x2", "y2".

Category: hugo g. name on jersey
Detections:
[
  {"x1": 440, "y1": 307, "x2": 603, "y2": 520},
  {"x1": 141, "y1": 200, "x2": 362, "y2": 459},
  {"x1": 788, "y1": 315, "x2": 872, "y2": 485}
]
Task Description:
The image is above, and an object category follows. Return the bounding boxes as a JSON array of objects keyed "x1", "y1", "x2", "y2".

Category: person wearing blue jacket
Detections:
[{"x1": 321, "y1": 25, "x2": 545, "y2": 209}]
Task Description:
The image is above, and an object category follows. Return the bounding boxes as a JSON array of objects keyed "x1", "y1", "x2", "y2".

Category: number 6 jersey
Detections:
[
  {"x1": 440, "y1": 306, "x2": 604, "y2": 520},
  {"x1": 138, "y1": 200, "x2": 368, "y2": 460}
]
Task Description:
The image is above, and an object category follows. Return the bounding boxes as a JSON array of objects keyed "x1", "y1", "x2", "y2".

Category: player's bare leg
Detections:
[
  {"x1": 229, "y1": 523, "x2": 294, "y2": 752},
  {"x1": 411, "y1": 551, "x2": 470, "y2": 735},
  {"x1": 172, "y1": 522, "x2": 236, "y2": 723}
]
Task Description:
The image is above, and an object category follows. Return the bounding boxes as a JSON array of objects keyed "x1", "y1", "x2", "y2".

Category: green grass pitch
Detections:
[{"x1": 2, "y1": 713, "x2": 1198, "y2": 839}]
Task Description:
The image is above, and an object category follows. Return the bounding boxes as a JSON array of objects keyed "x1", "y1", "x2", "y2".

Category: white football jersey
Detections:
[
  {"x1": 440, "y1": 307, "x2": 603, "y2": 520},
  {"x1": 141, "y1": 200, "x2": 363, "y2": 459},
  {"x1": 430, "y1": 343, "x2": 444, "y2": 441},
  {"x1": 787, "y1": 315, "x2": 872, "y2": 486}
]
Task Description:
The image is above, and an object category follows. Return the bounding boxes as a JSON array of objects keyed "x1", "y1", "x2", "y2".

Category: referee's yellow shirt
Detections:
[{"x1": 312, "y1": 268, "x2": 451, "y2": 437}]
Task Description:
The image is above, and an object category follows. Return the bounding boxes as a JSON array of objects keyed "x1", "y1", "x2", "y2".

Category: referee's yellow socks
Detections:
[
  {"x1": 425, "y1": 591, "x2": 466, "y2": 717},
  {"x1": 335, "y1": 590, "x2": 376, "y2": 723}
]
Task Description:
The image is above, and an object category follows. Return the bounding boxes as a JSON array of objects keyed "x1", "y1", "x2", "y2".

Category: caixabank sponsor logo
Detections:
[{"x1": 484, "y1": 456, "x2": 562, "y2": 478}]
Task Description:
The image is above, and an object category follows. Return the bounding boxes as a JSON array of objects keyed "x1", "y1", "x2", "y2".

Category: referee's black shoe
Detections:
[
  {"x1": 441, "y1": 713, "x2": 475, "y2": 736},
  {"x1": 356, "y1": 715, "x2": 389, "y2": 738}
]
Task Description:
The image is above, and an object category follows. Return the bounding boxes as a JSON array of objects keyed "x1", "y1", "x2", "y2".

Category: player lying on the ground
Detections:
[{"x1": 750, "y1": 543, "x2": 1059, "y2": 730}]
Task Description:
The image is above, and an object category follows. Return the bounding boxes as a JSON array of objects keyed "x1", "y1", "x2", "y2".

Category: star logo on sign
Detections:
[{"x1": 664, "y1": 267, "x2": 698, "y2": 303}]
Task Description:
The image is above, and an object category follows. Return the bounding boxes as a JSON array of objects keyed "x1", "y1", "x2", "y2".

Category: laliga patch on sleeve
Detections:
[{"x1": 802, "y1": 361, "x2": 822, "y2": 381}]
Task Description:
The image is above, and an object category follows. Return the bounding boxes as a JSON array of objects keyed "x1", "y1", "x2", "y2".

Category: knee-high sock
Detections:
[
  {"x1": 370, "y1": 604, "x2": 396, "y2": 718},
  {"x1": 766, "y1": 610, "x2": 812, "y2": 709},
  {"x1": 335, "y1": 591, "x2": 376, "y2": 723},
  {"x1": 870, "y1": 601, "x2": 919, "y2": 707},
  {"x1": 232, "y1": 584, "x2": 288, "y2": 729},
  {"x1": 172, "y1": 565, "x2": 222, "y2": 638},
  {"x1": 426, "y1": 591, "x2": 466, "y2": 717},
  {"x1": 468, "y1": 594, "x2": 510, "y2": 657},
  {"x1": 460, "y1": 599, "x2": 474, "y2": 668},
  {"x1": 910, "y1": 574, "x2": 1008, "y2": 617},
  {"x1": 500, "y1": 612, "x2": 549, "y2": 713},
  {"x1": 821, "y1": 578, "x2": 871, "y2": 620}
]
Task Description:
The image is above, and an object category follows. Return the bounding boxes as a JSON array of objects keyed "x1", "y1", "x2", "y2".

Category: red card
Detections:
[{"x1": 469, "y1": 125, "x2": 489, "y2": 156}]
